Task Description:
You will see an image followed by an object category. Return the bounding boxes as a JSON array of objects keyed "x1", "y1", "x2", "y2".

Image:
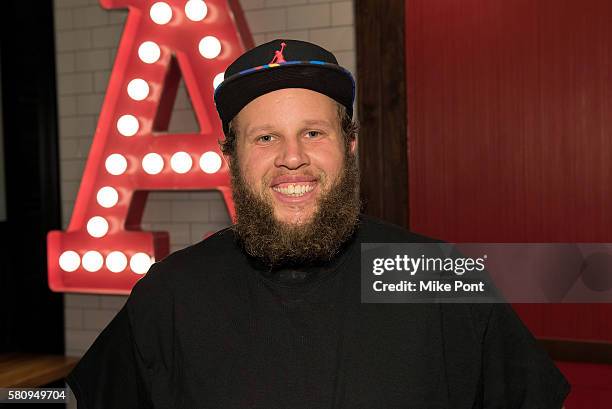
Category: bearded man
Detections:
[{"x1": 67, "y1": 40, "x2": 569, "y2": 409}]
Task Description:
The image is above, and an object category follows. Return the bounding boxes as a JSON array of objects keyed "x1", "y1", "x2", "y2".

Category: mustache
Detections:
[{"x1": 265, "y1": 170, "x2": 322, "y2": 186}]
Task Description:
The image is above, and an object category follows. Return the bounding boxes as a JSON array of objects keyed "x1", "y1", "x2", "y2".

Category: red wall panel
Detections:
[
  {"x1": 557, "y1": 362, "x2": 612, "y2": 408},
  {"x1": 405, "y1": 0, "x2": 612, "y2": 342}
]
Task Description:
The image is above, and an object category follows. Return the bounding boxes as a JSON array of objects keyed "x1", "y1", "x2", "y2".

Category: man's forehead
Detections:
[{"x1": 232, "y1": 89, "x2": 343, "y2": 135}]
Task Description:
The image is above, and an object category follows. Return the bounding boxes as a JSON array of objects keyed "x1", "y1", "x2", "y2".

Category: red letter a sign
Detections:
[{"x1": 47, "y1": 0, "x2": 253, "y2": 294}]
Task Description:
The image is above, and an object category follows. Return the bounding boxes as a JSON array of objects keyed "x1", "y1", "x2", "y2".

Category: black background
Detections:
[{"x1": 0, "y1": 0, "x2": 63, "y2": 355}]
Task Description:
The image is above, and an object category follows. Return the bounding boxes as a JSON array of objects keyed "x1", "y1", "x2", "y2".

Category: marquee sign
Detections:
[{"x1": 47, "y1": 0, "x2": 252, "y2": 294}]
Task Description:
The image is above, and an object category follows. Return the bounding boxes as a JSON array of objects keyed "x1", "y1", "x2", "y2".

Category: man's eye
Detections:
[
  {"x1": 257, "y1": 135, "x2": 274, "y2": 143},
  {"x1": 306, "y1": 131, "x2": 321, "y2": 138}
]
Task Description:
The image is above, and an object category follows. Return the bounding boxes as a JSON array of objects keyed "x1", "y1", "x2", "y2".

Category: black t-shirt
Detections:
[{"x1": 67, "y1": 215, "x2": 570, "y2": 408}]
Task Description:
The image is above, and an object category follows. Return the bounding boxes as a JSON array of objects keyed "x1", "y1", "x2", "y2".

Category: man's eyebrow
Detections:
[
  {"x1": 244, "y1": 119, "x2": 334, "y2": 136},
  {"x1": 301, "y1": 119, "x2": 333, "y2": 128},
  {"x1": 244, "y1": 124, "x2": 275, "y2": 136}
]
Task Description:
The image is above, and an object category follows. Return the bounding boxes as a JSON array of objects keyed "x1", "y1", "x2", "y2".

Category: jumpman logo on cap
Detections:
[{"x1": 269, "y1": 42, "x2": 287, "y2": 64}]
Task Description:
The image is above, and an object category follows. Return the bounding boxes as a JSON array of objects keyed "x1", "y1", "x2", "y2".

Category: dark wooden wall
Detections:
[{"x1": 356, "y1": 0, "x2": 409, "y2": 228}]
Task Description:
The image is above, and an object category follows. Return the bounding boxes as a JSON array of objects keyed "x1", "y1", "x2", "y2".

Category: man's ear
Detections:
[
  {"x1": 349, "y1": 136, "x2": 358, "y2": 155},
  {"x1": 222, "y1": 153, "x2": 232, "y2": 169}
]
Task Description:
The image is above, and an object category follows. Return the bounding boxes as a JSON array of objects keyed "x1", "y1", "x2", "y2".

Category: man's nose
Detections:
[{"x1": 274, "y1": 136, "x2": 309, "y2": 170}]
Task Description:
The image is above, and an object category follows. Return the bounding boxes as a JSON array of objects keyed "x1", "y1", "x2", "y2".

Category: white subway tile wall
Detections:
[{"x1": 55, "y1": 0, "x2": 355, "y2": 364}]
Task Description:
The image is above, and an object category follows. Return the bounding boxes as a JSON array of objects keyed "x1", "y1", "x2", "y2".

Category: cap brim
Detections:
[{"x1": 214, "y1": 61, "x2": 355, "y2": 130}]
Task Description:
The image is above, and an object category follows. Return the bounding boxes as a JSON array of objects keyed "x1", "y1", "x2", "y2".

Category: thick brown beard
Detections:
[{"x1": 229, "y1": 149, "x2": 361, "y2": 269}]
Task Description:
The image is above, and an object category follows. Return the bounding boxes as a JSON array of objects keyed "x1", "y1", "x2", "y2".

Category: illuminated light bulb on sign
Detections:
[
  {"x1": 96, "y1": 186, "x2": 119, "y2": 208},
  {"x1": 150, "y1": 2, "x2": 173, "y2": 25},
  {"x1": 138, "y1": 41, "x2": 161, "y2": 64},
  {"x1": 82, "y1": 251, "x2": 104, "y2": 272},
  {"x1": 185, "y1": 0, "x2": 207, "y2": 21},
  {"x1": 142, "y1": 152, "x2": 164, "y2": 175},
  {"x1": 59, "y1": 250, "x2": 80, "y2": 272},
  {"x1": 213, "y1": 72, "x2": 224, "y2": 89},
  {"x1": 105, "y1": 154, "x2": 128, "y2": 175},
  {"x1": 87, "y1": 216, "x2": 109, "y2": 238},
  {"x1": 130, "y1": 252, "x2": 153, "y2": 274},
  {"x1": 199, "y1": 151, "x2": 222, "y2": 174},
  {"x1": 127, "y1": 78, "x2": 150, "y2": 101},
  {"x1": 170, "y1": 151, "x2": 192, "y2": 173},
  {"x1": 106, "y1": 251, "x2": 128, "y2": 273},
  {"x1": 117, "y1": 114, "x2": 139, "y2": 137},
  {"x1": 199, "y1": 36, "x2": 221, "y2": 59}
]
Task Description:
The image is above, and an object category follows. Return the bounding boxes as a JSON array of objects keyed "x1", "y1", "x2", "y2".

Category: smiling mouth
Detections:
[{"x1": 271, "y1": 183, "x2": 316, "y2": 197}]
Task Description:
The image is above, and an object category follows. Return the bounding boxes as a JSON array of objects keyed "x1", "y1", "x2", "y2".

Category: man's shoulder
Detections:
[
  {"x1": 159, "y1": 226, "x2": 238, "y2": 268},
  {"x1": 134, "y1": 226, "x2": 241, "y2": 291},
  {"x1": 357, "y1": 214, "x2": 442, "y2": 243},
  {"x1": 357, "y1": 215, "x2": 491, "y2": 326}
]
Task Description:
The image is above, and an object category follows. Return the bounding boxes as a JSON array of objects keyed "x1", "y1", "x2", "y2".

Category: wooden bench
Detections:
[{"x1": 0, "y1": 353, "x2": 79, "y2": 387}]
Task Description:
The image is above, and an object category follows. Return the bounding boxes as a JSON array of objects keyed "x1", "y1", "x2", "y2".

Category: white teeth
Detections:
[{"x1": 272, "y1": 183, "x2": 315, "y2": 197}]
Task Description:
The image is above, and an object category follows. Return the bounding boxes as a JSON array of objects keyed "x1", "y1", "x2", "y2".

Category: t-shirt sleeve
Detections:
[
  {"x1": 479, "y1": 303, "x2": 571, "y2": 409},
  {"x1": 66, "y1": 262, "x2": 171, "y2": 409},
  {"x1": 66, "y1": 304, "x2": 151, "y2": 409}
]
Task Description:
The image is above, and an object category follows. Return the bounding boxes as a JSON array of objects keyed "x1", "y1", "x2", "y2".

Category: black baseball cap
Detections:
[{"x1": 214, "y1": 39, "x2": 355, "y2": 135}]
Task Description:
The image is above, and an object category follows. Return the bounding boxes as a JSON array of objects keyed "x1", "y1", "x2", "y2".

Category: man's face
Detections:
[{"x1": 232, "y1": 88, "x2": 355, "y2": 225}]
